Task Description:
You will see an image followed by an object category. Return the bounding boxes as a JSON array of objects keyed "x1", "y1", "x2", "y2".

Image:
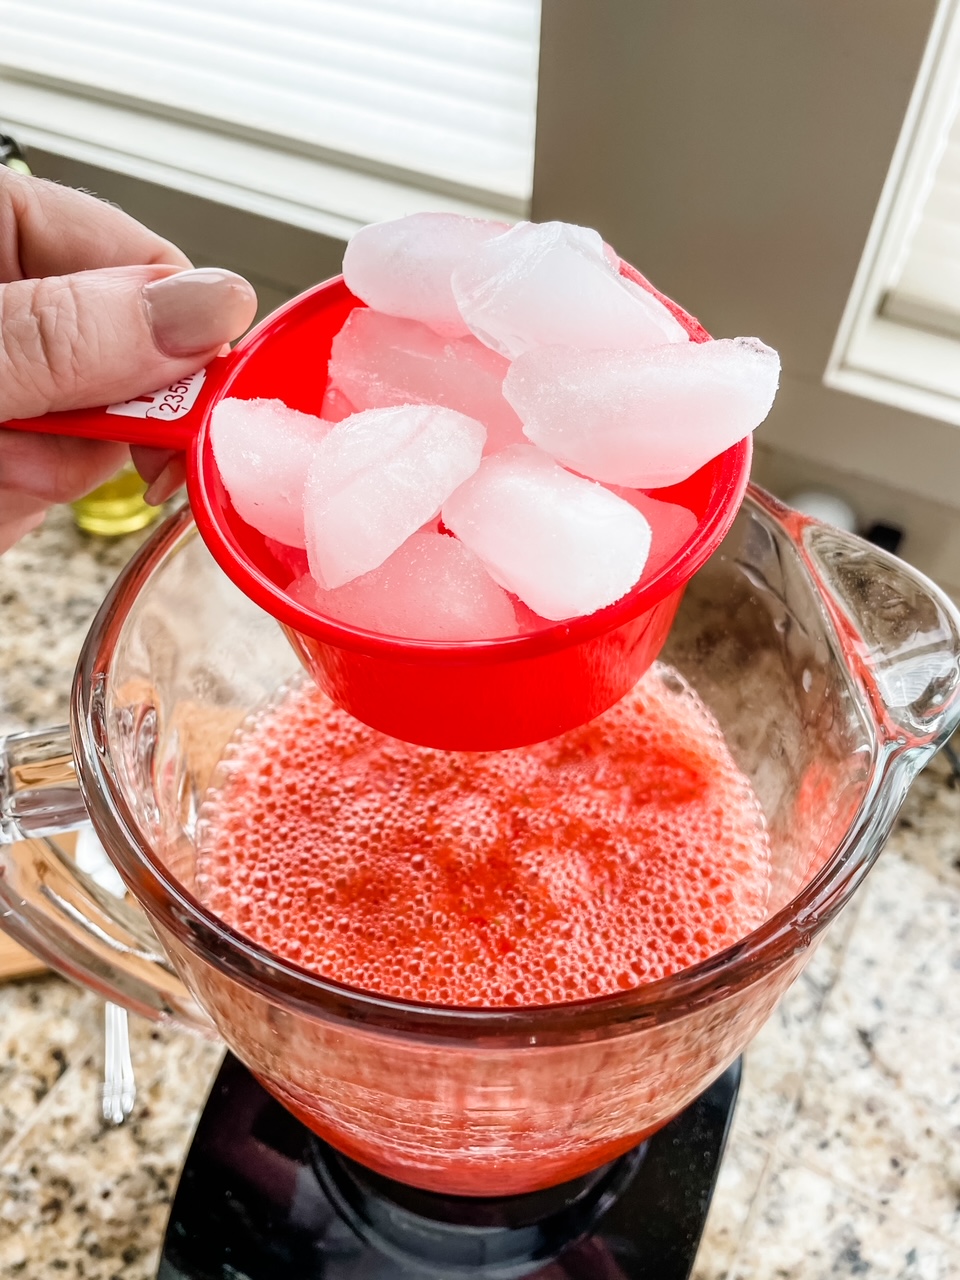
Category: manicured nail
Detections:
[
  {"x1": 130, "y1": 447, "x2": 179, "y2": 486},
  {"x1": 144, "y1": 456, "x2": 187, "y2": 506},
  {"x1": 143, "y1": 268, "x2": 257, "y2": 358}
]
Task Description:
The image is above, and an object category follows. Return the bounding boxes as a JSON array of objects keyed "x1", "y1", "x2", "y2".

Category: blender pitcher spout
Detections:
[{"x1": 781, "y1": 490, "x2": 960, "y2": 756}]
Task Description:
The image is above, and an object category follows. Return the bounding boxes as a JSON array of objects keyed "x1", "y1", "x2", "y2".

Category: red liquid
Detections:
[{"x1": 196, "y1": 666, "x2": 770, "y2": 1007}]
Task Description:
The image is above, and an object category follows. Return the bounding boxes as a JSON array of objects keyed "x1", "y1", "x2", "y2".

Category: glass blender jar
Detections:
[{"x1": 1, "y1": 486, "x2": 958, "y2": 1196}]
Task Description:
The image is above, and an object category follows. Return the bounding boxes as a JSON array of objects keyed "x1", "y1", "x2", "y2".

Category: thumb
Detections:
[{"x1": 0, "y1": 266, "x2": 258, "y2": 421}]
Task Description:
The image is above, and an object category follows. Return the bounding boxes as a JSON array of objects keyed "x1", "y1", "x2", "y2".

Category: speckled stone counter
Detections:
[{"x1": 1, "y1": 503, "x2": 959, "y2": 1278}]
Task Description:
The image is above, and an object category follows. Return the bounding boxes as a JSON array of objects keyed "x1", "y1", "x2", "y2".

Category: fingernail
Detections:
[
  {"x1": 144, "y1": 456, "x2": 187, "y2": 506},
  {"x1": 143, "y1": 268, "x2": 258, "y2": 358},
  {"x1": 131, "y1": 447, "x2": 179, "y2": 486}
]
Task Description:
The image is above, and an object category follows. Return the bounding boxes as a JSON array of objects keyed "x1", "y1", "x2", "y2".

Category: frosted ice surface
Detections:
[
  {"x1": 319, "y1": 384, "x2": 356, "y2": 424},
  {"x1": 342, "y1": 213, "x2": 508, "y2": 337},
  {"x1": 210, "y1": 397, "x2": 331, "y2": 548},
  {"x1": 612, "y1": 490, "x2": 698, "y2": 579},
  {"x1": 442, "y1": 444, "x2": 651, "y2": 621},
  {"x1": 450, "y1": 221, "x2": 689, "y2": 360},
  {"x1": 504, "y1": 337, "x2": 780, "y2": 487},
  {"x1": 303, "y1": 404, "x2": 486, "y2": 589},
  {"x1": 289, "y1": 532, "x2": 518, "y2": 641},
  {"x1": 325, "y1": 308, "x2": 524, "y2": 455},
  {"x1": 264, "y1": 536, "x2": 308, "y2": 582}
]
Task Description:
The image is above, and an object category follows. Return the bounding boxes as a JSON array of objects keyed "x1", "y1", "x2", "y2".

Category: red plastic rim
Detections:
[{"x1": 187, "y1": 269, "x2": 752, "y2": 665}]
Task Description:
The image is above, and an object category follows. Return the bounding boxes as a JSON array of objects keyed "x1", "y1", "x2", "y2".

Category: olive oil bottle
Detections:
[{"x1": 71, "y1": 464, "x2": 160, "y2": 536}]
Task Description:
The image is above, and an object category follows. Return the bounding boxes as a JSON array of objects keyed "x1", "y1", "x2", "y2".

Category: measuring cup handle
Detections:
[{"x1": 0, "y1": 352, "x2": 232, "y2": 451}]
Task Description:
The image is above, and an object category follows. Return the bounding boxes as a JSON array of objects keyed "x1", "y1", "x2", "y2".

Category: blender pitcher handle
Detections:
[
  {"x1": 1, "y1": 723, "x2": 87, "y2": 840},
  {"x1": 798, "y1": 513, "x2": 960, "y2": 751},
  {"x1": 0, "y1": 724, "x2": 214, "y2": 1034}
]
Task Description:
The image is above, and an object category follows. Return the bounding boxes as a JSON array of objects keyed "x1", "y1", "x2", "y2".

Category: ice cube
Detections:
[
  {"x1": 325, "y1": 309, "x2": 525, "y2": 455},
  {"x1": 342, "y1": 213, "x2": 508, "y2": 337},
  {"x1": 304, "y1": 404, "x2": 486, "y2": 589},
  {"x1": 289, "y1": 532, "x2": 518, "y2": 641},
  {"x1": 450, "y1": 221, "x2": 689, "y2": 360},
  {"x1": 210, "y1": 397, "x2": 331, "y2": 548},
  {"x1": 611, "y1": 490, "x2": 698, "y2": 579},
  {"x1": 319, "y1": 384, "x2": 356, "y2": 423},
  {"x1": 263, "y1": 536, "x2": 309, "y2": 582},
  {"x1": 442, "y1": 445, "x2": 651, "y2": 621},
  {"x1": 503, "y1": 337, "x2": 780, "y2": 488}
]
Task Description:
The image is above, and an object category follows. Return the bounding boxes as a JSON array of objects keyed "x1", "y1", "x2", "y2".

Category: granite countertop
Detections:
[{"x1": 1, "y1": 503, "x2": 959, "y2": 1278}]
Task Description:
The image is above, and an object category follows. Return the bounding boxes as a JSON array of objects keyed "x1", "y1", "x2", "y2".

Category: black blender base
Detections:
[{"x1": 158, "y1": 1054, "x2": 741, "y2": 1280}]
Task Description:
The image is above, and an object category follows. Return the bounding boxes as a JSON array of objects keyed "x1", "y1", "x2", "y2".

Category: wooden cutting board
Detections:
[
  {"x1": 0, "y1": 929, "x2": 47, "y2": 981},
  {"x1": 0, "y1": 832, "x2": 71, "y2": 982}
]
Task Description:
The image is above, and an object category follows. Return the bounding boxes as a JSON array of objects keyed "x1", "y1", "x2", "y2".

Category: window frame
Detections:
[{"x1": 825, "y1": 0, "x2": 960, "y2": 428}]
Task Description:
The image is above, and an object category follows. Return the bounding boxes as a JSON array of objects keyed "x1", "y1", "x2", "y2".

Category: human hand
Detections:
[{"x1": 0, "y1": 167, "x2": 257, "y2": 553}]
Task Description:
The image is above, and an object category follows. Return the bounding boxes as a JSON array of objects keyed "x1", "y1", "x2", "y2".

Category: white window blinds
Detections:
[
  {"x1": 827, "y1": 0, "x2": 960, "y2": 425},
  {"x1": 0, "y1": 0, "x2": 540, "y2": 207},
  {"x1": 883, "y1": 93, "x2": 960, "y2": 338}
]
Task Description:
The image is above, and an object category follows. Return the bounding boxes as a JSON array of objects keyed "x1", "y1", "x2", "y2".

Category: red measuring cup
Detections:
[{"x1": 2, "y1": 264, "x2": 750, "y2": 750}]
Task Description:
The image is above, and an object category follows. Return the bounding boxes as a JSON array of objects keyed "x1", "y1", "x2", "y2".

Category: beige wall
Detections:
[{"x1": 532, "y1": 1, "x2": 960, "y2": 519}]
